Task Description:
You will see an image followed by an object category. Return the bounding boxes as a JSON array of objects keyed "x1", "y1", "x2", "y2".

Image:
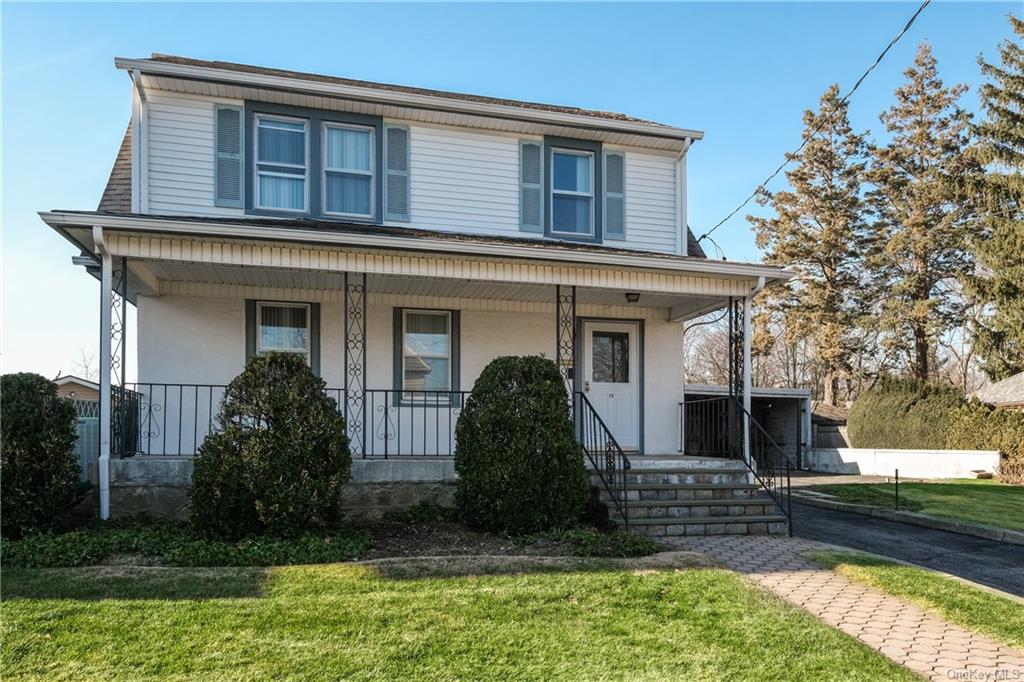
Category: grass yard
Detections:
[
  {"x1": 1, "y1": 556, "x2": 916, "y2": 681},
  {"x1": 809, "y1": 479, "x2": 1024, "y2": 531},
  {"x1": 811, "y1": 551, "x2": 1024, "y2": 650}
]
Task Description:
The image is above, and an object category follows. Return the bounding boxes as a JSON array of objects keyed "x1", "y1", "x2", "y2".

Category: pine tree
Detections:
[
  {"x1": 867, "y1": 43, "x2": 980, "y2": 382},
  {"x1": 964, "y1": 15, "x2": 1024, "y2": 381},
  {"x1": 750, "y1": 85, "x2": 871, "y2": 405}
]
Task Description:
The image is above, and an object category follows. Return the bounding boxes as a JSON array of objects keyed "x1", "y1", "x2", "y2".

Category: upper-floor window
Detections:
[
  {"x1": 323, "y1": 123, "x2": 374, "y2": 218},
  {"x1": 255, "y1": 115, "x2": 308, "y2": 212},
  {"x1": 551, "y1": 148, "x2": 594, "y2": 236}
]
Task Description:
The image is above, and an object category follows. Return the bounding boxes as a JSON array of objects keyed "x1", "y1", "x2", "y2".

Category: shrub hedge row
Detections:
[
  {"x1": 847, "y1": 377, "x2": 964, "y2": 450},
  {"x1": 848, "y1": 376, "x2": 1024, "y2": 484}
]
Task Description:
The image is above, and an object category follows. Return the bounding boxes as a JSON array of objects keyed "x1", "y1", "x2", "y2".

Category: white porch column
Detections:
[
  {"x1": 94, "y1": 226, "x2": 112, "y2": 519},
  {"x1": 742, "y1": 295, "x2": 752, "y2": 467}
]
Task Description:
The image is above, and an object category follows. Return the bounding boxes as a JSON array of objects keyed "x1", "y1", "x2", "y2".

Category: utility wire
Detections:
[{"x1": 697, "y1": 0, "x2": 932, "y2": 246}]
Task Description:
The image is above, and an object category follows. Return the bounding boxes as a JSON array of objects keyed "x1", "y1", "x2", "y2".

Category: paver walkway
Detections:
[{"x1": 666, "y1": 536, "x2": 1024, "y2": 681}]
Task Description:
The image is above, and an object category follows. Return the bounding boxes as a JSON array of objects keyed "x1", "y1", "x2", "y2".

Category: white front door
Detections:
[{"x1": 581, "y1": 321, "x2": 640, "y2": 450}]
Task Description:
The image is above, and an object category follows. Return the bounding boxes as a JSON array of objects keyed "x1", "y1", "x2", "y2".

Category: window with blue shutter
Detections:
[
  {"x1": 604, "y1": 152, "x2": 625, "y2": 240},
  {"x1": 384, "y1": 125, "x2": 411, "y2": 221},
  {"x1": 214, "y1": 105, "x2": 243, "y2": 208},
  {"x1": 519, "y1": 141, "x2": 543, "y2": 232}
]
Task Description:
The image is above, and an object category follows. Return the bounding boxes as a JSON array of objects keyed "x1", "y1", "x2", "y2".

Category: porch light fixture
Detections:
[{"x1": 625, "y1": 292, "x2": 640, "y2": 303}]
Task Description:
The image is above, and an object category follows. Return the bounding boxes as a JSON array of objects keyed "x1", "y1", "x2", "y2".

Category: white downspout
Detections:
[
  {"x1": 742, "y1": 276, "x2": 766, "y2": 467},
  {"x1": 94, "y1": 225, "x2": 112, "y2": 520}
]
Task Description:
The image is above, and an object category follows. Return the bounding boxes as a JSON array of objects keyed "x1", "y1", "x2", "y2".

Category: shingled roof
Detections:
[
  {"x1": 96, "y1": 122, "x2": 708, "y2": 258},
  {"x1": 97, "y1": 124, "x2": 132, "y2": 213},
  {"x1": 972, "y1": 371, "x2": 1024, "y2": 409},
  {"x1": 147, "y1": 54, "x2": 669, "y2": 128}
]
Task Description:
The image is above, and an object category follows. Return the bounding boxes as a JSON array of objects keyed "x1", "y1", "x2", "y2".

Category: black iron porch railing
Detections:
[
  {"x1": 361, "y1": 389, "x2": 470, "y2": 458},
  {"x1": 115, "y1": 383, "x2": 345, "y2": 457},
  {"x1": 113, "y1": 384, "x2": 472, "y2": 458},
  {"x1": 574, "y1": 392, "x2": 631, "y2": 528},
  {"x1": 680, "y1": 396, "x2": 793, "y2": 534}
]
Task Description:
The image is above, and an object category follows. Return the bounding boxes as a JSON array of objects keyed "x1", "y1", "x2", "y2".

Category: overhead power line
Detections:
[{"x1": 697, "y1": 0, "x2": 932, "y2": 247}]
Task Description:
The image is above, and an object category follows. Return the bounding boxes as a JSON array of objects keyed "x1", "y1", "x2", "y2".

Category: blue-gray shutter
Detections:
[
  {"x1": 604, "y1": 152, "x2": 625, "y2": 240},
  {"x1": 214, "y1": 105, "x2": 243, "y2": 208},
  {"x1": 519, "y1": 141, "x2": 543, "y2": 232},
  {"x1": 384, "y1": 125, "x2": 410, "y2": 221}
]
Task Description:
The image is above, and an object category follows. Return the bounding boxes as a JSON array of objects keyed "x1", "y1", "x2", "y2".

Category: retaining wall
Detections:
[{"x1": 805, "y1": 448, "x2": 1001, "y2": 479}]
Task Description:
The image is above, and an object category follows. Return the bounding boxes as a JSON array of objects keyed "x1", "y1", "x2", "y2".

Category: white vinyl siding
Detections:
[
  {"x1": 141, "y1": 93, "x2": 683, "y2": 255},
  {"x1": 146, "y1": 91, "x2": 244, "y2": 217},
  {"x1": 406, "y1": 124, "x2": 522, "y2": 237},
  {"x1": 622, "y1": 151, "x2": 678, "y2": 254}
]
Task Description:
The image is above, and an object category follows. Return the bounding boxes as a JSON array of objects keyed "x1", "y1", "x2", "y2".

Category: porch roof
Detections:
[{"x1": 41, "y1": 210, "x2": 791, "y2": 322}]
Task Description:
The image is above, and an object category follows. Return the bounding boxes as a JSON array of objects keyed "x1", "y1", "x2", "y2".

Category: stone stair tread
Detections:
[
  {"x1": 619, "y1": 482, "x2": 759, "y2": 490},
  {"x1": 618, "y1": 514, "x2": 788, "y2": 525},
  {"x1": 627, "y1": 497, "x2": 774, "y2": 507},
  {"x1": 591, "y1": 466, "x2": 746, "y2": 475}
]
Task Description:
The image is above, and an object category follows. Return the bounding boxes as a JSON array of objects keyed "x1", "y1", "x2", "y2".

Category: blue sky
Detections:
[{"x1": 1, "y1": 1, "x2": 1013, "y2": 379}]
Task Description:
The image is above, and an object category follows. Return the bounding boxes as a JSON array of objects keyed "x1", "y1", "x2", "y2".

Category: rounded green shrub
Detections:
[
  {"x1": 454, "y1": 355, "x2": 588, "y2": 534},
  {"x1": 190, "y1": 353, "x2": 351, "y2": 539},
  {"x1": 1, "y1": 373, "x2": 81, "y2": 538},
  {"x1": 847, "y1": 376, "x2": 963, "y2": 449}
]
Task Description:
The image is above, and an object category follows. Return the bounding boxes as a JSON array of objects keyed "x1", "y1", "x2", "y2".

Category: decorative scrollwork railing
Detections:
[
  {"x1": 573, "y1": 392, "x2": 631, "y2": 528},
  {"x1": 363, "y1": 389, "x2": 469, "y2": 458}
]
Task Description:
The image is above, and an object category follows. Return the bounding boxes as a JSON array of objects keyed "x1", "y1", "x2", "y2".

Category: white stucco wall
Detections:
[
  {"x1": 137, "y1": 292, "x2": 685, "y2": 455},
  {"x1": 805, "y1": 448, "x2": 1001, "y2": 479}
]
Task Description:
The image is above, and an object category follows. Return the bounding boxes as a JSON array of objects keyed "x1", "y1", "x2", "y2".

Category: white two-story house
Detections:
[{"x1": 42, "y1": 55, "x2": 794, "y2": 535}]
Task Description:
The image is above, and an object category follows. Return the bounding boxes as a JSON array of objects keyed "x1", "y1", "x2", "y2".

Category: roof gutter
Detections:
[
  {"x1": 41, "y1": 211, "x2": 794, "y2": 282},
  {"x1": 113, "y1": 57, "x2": 704, "y2": 144}
]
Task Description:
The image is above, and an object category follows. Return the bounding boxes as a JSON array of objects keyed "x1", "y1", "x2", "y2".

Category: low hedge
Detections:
[
  {"x1": 848, "y1": 375, "x2": 1024, "y2": 484},
  {"x1": 947, "y1": 400, "x2": 1024, "y2": 484},
  {"x1": 0, "y1": 521, "x2": 371, "y2": 568},
  {"x1": 847, "y1": 377, "x2": 964, "y2": 450},
  {"x1": 455, "y1": 356, "x2": 589, "y2": 535}
]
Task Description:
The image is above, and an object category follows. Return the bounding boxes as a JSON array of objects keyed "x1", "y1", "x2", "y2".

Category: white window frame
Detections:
[
  {"x1": 550, "y1": 147, "x2": 595, "y2": 237},
  {"x1": 321, "y1": 122, "x2": 376, "y2": 220},
  {"x1": 401, "y1": 309, "x2": 452, "y2": 394},
  {"x1": 254, "y1": 114, "x2": 309, "y2": 213},
  {"x1": 256, "y1": 301, "x2": 311, "y2": 361}
]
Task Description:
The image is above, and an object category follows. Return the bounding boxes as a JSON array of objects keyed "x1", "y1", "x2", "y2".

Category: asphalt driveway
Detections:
[{"x1": 790, "y1": 501, "x2": 1024, "y2": 597}]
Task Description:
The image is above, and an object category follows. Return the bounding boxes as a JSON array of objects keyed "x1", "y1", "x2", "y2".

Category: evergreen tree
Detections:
[
  {"x1": 964, "y1": 15, "x2": 1024, "y2": 380},
  {"x1": 867, "y1": 43, "x2": 980, "y2": 381},
  {"x1": 750, "y1": 85, "x2": 871, "y2": 405}
]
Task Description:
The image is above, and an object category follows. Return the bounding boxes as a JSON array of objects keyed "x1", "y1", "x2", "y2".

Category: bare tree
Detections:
[{"x1": 71, "y1": 348, "x2": 99, "y2": 382}]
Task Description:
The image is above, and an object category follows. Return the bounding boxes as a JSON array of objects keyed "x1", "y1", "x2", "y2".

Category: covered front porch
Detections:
[{"x1": 44, "y1": 213, "x2": 790, "y2": 521}]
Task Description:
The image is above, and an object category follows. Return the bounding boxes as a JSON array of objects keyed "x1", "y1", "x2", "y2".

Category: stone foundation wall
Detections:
[{"x1": 106, "y1": 457, "x2": 459, "y2": 521}]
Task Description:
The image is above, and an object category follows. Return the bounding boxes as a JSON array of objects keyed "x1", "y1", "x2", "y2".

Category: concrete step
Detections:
[
  {"x1": 620, "y1": 515, "x2": 790, "y2": 537},
  {"x1": 600, "y1": 483, "x2": 760, "y2": 503},
  {"x1": 593, "y1": 468, "x2": 749, "y2": 486},
  {"x1": 625, "y1": 498, "x2": 779, "y2": 520},
  {"x1": 620, "y1": 455, "x2": 740, "y2": 470}
]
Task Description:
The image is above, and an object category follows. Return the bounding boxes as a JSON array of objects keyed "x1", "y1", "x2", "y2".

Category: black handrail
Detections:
[
  {"x1": 733, "y1": 399, "x2": 793, "y2": 536},
  {"x1": 573, "y1": 392, "x2": 631, "y2": 528},
  {"x1": 681, "y1": 395, "x2": 793, "y2": 535}
]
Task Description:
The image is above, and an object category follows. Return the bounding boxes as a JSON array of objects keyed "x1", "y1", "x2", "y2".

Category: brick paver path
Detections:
[{"x1": 666, "y1": 536, "x2": 1024, "y2": 681}]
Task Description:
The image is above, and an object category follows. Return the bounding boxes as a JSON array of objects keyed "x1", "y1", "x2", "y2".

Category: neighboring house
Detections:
[
  {"x1": 54, "y1": 375, "x2": 100, "y2": 401},
  {"x1": 971, "y1": 371, "x2": 1024, "y2": 411},
  {"x1": 41, "y1": 54, "x2": 794, "y2": 534}
]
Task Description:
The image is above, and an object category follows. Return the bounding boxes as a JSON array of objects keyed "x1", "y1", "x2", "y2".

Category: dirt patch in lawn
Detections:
[{"x1": 356, "y1": 520, "x2": 576, "y2": 559}]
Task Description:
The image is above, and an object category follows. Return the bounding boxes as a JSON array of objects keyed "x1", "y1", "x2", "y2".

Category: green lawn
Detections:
[
  {"x1": 810, "y1": 551, "x2": 1024, "y2": 650},
  {"x1": 1, "y1": 557, "x2": 915, "y2": 681},
  {"x1": 809, "y1": 479, "x2": 1024, "y2": 531}
]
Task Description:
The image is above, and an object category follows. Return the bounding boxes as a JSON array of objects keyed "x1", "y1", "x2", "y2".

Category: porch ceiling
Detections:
[{"x1": 136, "y1": 260, "x2": 728, "y2": 320}]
